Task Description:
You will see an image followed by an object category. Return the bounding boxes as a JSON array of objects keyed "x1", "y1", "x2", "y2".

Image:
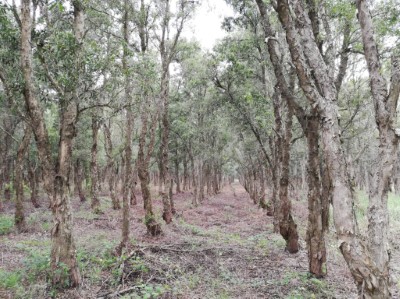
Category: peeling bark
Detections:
[{"x1": 15, "y1": 125, "x2": 32, "y2": 232}]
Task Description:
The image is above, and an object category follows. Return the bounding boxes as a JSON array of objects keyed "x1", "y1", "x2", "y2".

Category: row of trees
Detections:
[
  {"x1": 1, "y1": 0, "x2": 400, "y2": 297},
  {"x1": 218, "y1": 0, "x2": 400, "y2": 297},
  {"x1": 1, "y1": 0, "x2": 239, "y2": 289}
]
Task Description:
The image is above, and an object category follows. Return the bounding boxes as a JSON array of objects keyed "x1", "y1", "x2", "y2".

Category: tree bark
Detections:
[
  {"x1": 278, "y1": 104, "x2": 299, "y2": 253},
  {"x1": 138, "y1": 110, "x2": 161, "y2": 236},
  {"x1": 306, "y1": 113, "x2": 326, "y2": 277},
  {"x1": 21, "y1": 0, "x2": 83, "y2": 287},
  {"x1": 90, "y1": 116, "x2": 101, "y2": 213},
  {"x1": 15, "y1": 125, "x2": 32, "y2": 232},
  {"x1": 276, "y1": 0, "x2": 399, "y2": 296},
  {"x1": 118, "y1": 0, "x2": 133, "y2": 253},
  {"x1": 356, "y1": 1, "x2": 400, "y2": 296},
  {"x1": 103, "y1": 123, "x2": 120, "y2": 209},
  {"x1": 28, "y1": 162, "x2": 40, "y2": 208}
]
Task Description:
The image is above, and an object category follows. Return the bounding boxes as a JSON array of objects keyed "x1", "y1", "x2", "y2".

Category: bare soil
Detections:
[{"x1": 1, "y1": 183, "x2": 399, "y2": 298}]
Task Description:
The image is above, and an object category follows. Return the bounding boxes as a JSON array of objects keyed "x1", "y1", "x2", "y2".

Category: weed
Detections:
[
  {"x1": 0, "y1": 269, "x2": 21, "y2": 289},
  {"x1": 0, "y1": 214, "x2": 14, "y2": 235},
  {"x1": 22, "y1": 248, "x2": 51, "y2": 283}
]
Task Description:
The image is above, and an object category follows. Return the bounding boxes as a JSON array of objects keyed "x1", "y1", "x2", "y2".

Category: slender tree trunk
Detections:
[
  {"x1": 183, "y1": 153, "x2": 188, "y2": 191},
  {"x1": 15, "y1": 126, "x2": 32, "y2": 232},
  {"x1": 259, "y1": 166, "x2": 268, "y2": 209},
  {"x1": 104, "y1": 123, "x2": 120, "y2": 209},
  {"x1": 118, "y1": 0, "x2": 133, "y2": 252},
  {"x1": 138, "y1": 110, "x2": 161, "y2": 236},
  {"x1": 28, "y1": 163, "x2": 40, "y2": 208},
  {"x1": 90, "y1": 116, "x2": 101, "y2": 213},
  {"x1": 75, "y1": 159, "x2": 86, "y2": 202},
  {"x1": 175, "y1": 155, "x2": 181, "y2": 193}
]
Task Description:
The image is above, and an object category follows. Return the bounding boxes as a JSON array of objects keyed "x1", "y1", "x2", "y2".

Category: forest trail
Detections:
[
  {"x1": 0, "y1": 183, "x2": 370, "y2": 298},
  {"x1": 91, "y1": 182, "x2": 358, "y2": 298}
]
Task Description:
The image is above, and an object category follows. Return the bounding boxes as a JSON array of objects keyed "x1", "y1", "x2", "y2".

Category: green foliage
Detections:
[
  {"x1": 0, "y1": 214, "x2": 14, "y2": 235},
  {"x1": 0, "y1": 269, "x2": 21, "y2": 289},
  {"x1": 22, "y1": 248, "x2": 51, "y2": 283},
  {"x1": 135, "y1": 284, "x2": 167, "y2": 299}
]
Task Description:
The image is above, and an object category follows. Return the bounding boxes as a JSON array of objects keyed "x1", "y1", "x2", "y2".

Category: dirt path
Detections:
[{"x1": 1, "y1": 182, "x2": 391, "y2": 298}]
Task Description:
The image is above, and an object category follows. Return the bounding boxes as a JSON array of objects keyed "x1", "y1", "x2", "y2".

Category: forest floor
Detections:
[{"x1": 1, "y1": 182, "x2": 400, "y2": 298}]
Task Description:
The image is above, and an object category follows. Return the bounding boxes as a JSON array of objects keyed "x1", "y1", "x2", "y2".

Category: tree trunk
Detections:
[
  {"x1": 118, "y1": 0, "x2": 133, "y2": 253},
  {"x1": 28, "y1": 163, "x2": 40, "y2": 208},
  {"x1": 277, "y1": 0, "x2": 399, "y2": 296},
  {"x1": 306, "y1": 114, "x2": 327, "y2": 277},
  {"x1": 75, "y1": 159, "x2": 86, "y2": 202},
  {"x1": 21, "y1": 0, "x2": 81, "y2": 287},
  {"x1": 103, "y1": 123, "x2": 120, "y2": 209},
  {"x1": 183, "y1": 153, "x2": 188, "y2": 191},
  {"x1": 15, "y1": 126, "x2": 32, "y2": 232},
  {"x1": 175, "y1": 155, "x2": 181, "y2": 193},
  {"x1": 357, "y1": 1, "x2": 400, "y2": 296},
  {"x1": 90, "y1": 116, "x2": 101, "y2": 213},
  {"x1": 278, "y1": 105, "x2": 299, "y2": 253},
  {"x1": 138, "y1": 110, "x2": 161, "y2": 236}
]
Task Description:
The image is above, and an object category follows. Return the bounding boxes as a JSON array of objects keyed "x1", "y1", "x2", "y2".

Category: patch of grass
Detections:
[
  {"x1": 26, "y1": 211, "x2": 52, "y2": 232},
  {"x1": 74, "y1": 209, "x2": 98, "y2": 220},
  {"x1": 0, "y1": 214, "x2": 14, "y2": 235},
  {"x1": 270, "y1": 234, "x2": 287, "y2": 249},
  {"x1": 0, "y1": 269, "x2": 21, "y2": 289},
  {"x1": 0, "y1": 215, "x2": 14, "y2": 235},
  {"x1": 22, "y1": 248, "x2": 51, "y2": 283},
  {"x1": 281, "y1": 271, "x2": 332, "y2": 298}
]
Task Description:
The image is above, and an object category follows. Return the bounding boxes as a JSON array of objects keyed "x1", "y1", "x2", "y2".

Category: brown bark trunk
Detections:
[
  {"x1": 28, "y1": 163, "x2": 40, "y2": 208},
  {"x1": 103, "y1": 123, "x2": 120, "y2": 209},
  {"x1": 21, "y1": 0, "x2": 81, "y2": 287},
  {"x1": 75, "y1": 159, "x2": 86, "y2": 202},
  {"x1": 174, "y1": 155, "x2": 181, "y2": 193},
  {"x1": 138, "y1": 110, "x2": 161, "y2": 236},
  {"x1": 276, "y1": 0, "x2": 399, "y2": 296},
  {"x1": 357, "y1": 1, "x2": 400, "y2": 296},
  {"x1": 15, "y1": 126, "x2": 32, "y2": 232},
  {"x1": 118, "y1": 0, "x2": 133, "y2": 252},
  {"x1": 306, "y1": 114, "x2": 327, "y2": 277},
  {"x1": 183, "y1": 153, "x2": 188, "y2": 191},
  {"x1": 259, "y1": 166, "x2": 268, "y2": 209},
  {"x1": 90, "y1": 116, "x2": 101, "y2": 213},
  {"x1": 278, "y1": 105, "x2": 299, "y2": 253}
]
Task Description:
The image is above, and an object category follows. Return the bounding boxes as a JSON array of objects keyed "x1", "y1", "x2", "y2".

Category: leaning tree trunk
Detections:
[{"x1": 15, "y1": 125, "x2": 32, "y2": 232}]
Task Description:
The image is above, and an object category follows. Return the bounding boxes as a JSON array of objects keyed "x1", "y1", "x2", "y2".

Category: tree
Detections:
[
  {"x1": 275, "y1": 0, "x2": 399, "y2": 296},
  {"x1": 20, "y1": 0, "x2": 83, "y2": 287}
]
